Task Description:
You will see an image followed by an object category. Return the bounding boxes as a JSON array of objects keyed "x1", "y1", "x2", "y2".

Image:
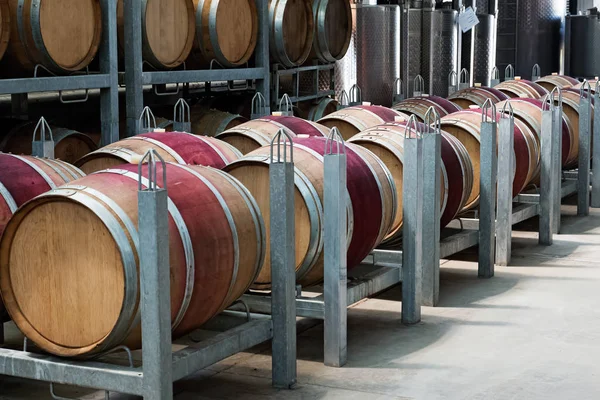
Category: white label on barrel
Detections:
[{"x1": 459, "y1": 7, "x2": 479, "y2": 33}]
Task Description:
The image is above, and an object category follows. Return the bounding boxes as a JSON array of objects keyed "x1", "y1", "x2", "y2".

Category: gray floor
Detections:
[{"x1": 2, "y1": 198, "x2": 600, "y2": 399}]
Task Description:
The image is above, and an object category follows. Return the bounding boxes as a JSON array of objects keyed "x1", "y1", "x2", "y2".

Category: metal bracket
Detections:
[
  {"x1": 139, "y1": 106, "x2": 157, "y2": 135},
  {"x1": 32, "y1": 116, "x2": 55, "y2": 159},
  {"x1": 251, "y1": 92, "x2": 268, "y2": 119},
  {"x1": 539, "y1": 92, "x2": 560, "y2": 245},
  {"x1": 459, "y1": 68, "x2": 470, "y2": 91},
  {"x1": 505, "y1": 64, "x2": 515, "y2": 81},
  {"x1": 448, "y1": 71, "x2": 458, "y2": 96},
  {"x1": 338, "y1": 90, "x2": 350, "y2": 109},
  {"x1": 496, "y1": 101, "x2": 515, "y2": 266},
  {"x1": 393, "y1": 78, "x2": 404, "y2": 105},
  {"x1": 413, "y1": 75, "x2": 425, "y2": 97},
  {"x1": 578, "y1": 80, "x2": 592, "y2": 216},
  {"x1": 532, "y1": 63, "x2": 541, "y2": 82},
  {"x1": 490, "y1": 66, "x2": 500, "y2": 87},
  {"x1": 173, "y1": 99, "x2": 191, "y2": 133},
  {"x1": 278, "y1": 94, "x2": 294, "y2": 116},
  {"x1": 349, "y1": 84, "x2": 362, "y2": 106},
  {"x1": 154, "y1": 83, "x2": 180, "y2": 97}
]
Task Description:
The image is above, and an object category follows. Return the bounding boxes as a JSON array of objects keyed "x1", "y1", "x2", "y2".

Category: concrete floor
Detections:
[{"x1": 2, "y1": 198, "x2": 600, "y2": 399}]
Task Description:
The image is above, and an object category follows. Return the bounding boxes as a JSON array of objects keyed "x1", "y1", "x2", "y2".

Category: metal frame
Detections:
[
  {"x1": 0, "y1": 147, "x2": 297, "y2": 398},
  {"x1": 123, "y1": 0, "x2": 271, "y2": 136},
  {"x1": 271, "y1": 62, "x2": 335, "y2": 108},
  {"x1": 1, "y1": 0, "x2": 119, "y2": 146}
]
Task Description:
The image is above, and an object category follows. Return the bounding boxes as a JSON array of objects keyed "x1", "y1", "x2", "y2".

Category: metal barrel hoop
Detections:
[
  {"x1": 405, "y1": 114, "x2": 422, "y2": 139},
  {"x1": 349, "y1": 84, "x2": 362, "y2": 104},
  {"x1": 505, "y1": 64, "x2": 515, "y2": 80},
  {"x1": 532, "y1": 64, "x2": 541, "y2": 81},
  {"x1": 270, "y1": 128, "x2": 294, "y2": 164},
  {"x1": 448, "y1": 70, "x2": 458, "y2": 86},
  {"x1": 501, "y1": 100, "x2": 515, "y2": 119},
  {"x1": 423, "y1": 106, "x2": 441, "y2": 135},
  {"x1": 414, "y1": 74, "x2": 425, "y2": 96},
  {"x1": 173, "y1": 98, "x2": 191, "y2": 133},
  {"x1": 138, "y1": 106, "x2": 157, "y2": 134},
  {"x1": 32, "y1": 116, "x2": 53, "y2": 143},
  {"x1": 138, "y1": 149, "x2": 167, "y2": 192},
  {"x1": 279, "y1": 93, "x2": 293, "y2": 114},
  {"x1": 459, "y1": 68, "x2": 469, "y2": 85},
  {"x1": 481, "y1": 98, "x2": 497, "y2": 123},
  {"x1": 325, "y1": 127, "x2": 346, "y2": 155}
]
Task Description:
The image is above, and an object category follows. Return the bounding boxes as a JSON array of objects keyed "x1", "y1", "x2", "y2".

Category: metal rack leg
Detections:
[
  {"x1": 0, "y1": 321, "x2": 4, "y2": 345},
  {"x1": 578, "y1": 93, "x2": 592, "y2": 216},
  {"x1": 124, "y1": 0, "x2": 144, "y2": 137},
  {"x1": 540, "y1": 107, "x2": 556, "y2": 245},
  {"x1": 496, "y1": 114, "x2": 515, "y2": 266},
  {"x1": 553, "y1": 105, "x2": 562, "y2": 234},
  {"x1": 402, "y1": 129, "x2": 422, "y2": 324},
  {"x1": 421, "y1": 124, "x2": 441, "y2": 306},
  {"x1": 478, "y1": 118, "x2": 497, "y2": 278},
  {"x1": 592, "y1": 89, "x2": 600, "y2": 208},
  {"x1": 100, "y1": 0, "x2": 119, "y2": 146},
  {"x1": 138, "y1": 156, "x2": 173, "y2": 400},
  {"x1": 270, "y1": 142, "x2": 296, "y2": 388},
  {"x1": 324, "y1": 136, "x2": 347, "y2": 367},
  {"x1": 254, "y1": 0, "x2": 271, "y2": 113}
]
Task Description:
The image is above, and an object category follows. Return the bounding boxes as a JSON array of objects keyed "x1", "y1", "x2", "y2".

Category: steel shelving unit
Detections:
[
  {"x1": 271, "y1": 62, "x2": 336, "y2": 108},
  {"x1": 0, "y1": 0, "x2": 119, "y2": 147},
  {"x1": 123, "y1": 0, "x2": 271, "y2": 137}
]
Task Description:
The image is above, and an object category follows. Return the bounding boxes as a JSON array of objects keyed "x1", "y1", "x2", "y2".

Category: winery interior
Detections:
[{"x1": 1, "y1": 0, "x2": 600, "y2": 399}]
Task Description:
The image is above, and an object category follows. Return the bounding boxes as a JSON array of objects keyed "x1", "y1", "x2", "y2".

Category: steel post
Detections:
[
  {"x1": 495, "y1": 110, "x2": 515, "y2": 266},
  {"x1": 578, "y1": 84, "x2": 592, "y2": 216},
  {"x1": 254, "y1": 0, "x2": 271, "y2": 113},
  {"x1": 323, "y1": 128, "x2": 347, "y2": 367},
  {"x1": 31, "y1": 117, "x2": 54, "y2": 159},
  {"x1": 478, "y1": 103, "x2": 497, "y2": 278},
  {"x1": 124, "y1": 0, "x2": 144, "y2": 137},
  {"x1": 539, "y1": 103, "x2": 556, "y2": 245},
  {"x1": 99, "y1": 0, "x2": 119, "y2": 145},
  {"x1": 421, "y1": 109, "x2": 441, "y2": 307},
  {"x1": 553, "y1": 103, "x2": 563, "y2": 233},
  {"x1": 402, "y1": 116, "x2": 422, "y2": 324},
  {"x1": 270, "y1": 132, "x2": 296, "y2": 388},
  {"x1": 592, "y1": 87, "x2": 600, "y2": 207},
  {"x1": 138, "y1": 152, "x2": 173, "y2": 400}
]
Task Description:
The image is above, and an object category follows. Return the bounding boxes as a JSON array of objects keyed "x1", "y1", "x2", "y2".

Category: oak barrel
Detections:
[
  {"x1": 574, "y1": 79, "x2": 598, "y2": 93},
  {"x1": 0, "y1": 0, "x2": 9, "y2": 62},
  {"x1": 3, "y1": 0, "x2": 101, "y2": 75},
  {"x1": 0, "y1": 120, "x2": 98, "y2": 164},
  {"x1": 269, "y1": 0, "x2": 314, "y2": 67},
  {"x1": 348, "y1": 121, "x2": 474, "y2": 245},
  {"x1": 224, "y1": 137, "x2": 396, "y2": 288},
  {"x1": 0, "y1": 163, "x2": 264, "y2": 357},
  {"x1": 75, "y1": 132, "x2": 241, "y2": 174},
  {"x1": 188, "y1": 0, "x2": 257, "y2": 68},
  {"x1": 309, "y1": 0, "x2": 351, "y2": 63},
  {"x1": 392, "y1": 96, "x2": 460, "y2": 121},
  {"x1": 440, "y1": 108, "x2": 539, "y2": 210},
  {"x1": 495, "y1": 79, "x2": 548, "y2": 99},
  {"x1": 190, "y1": 107, "x2": 247, "y2": 137},
  {"x1": 448, "y1": 86, "x2": 509, "y2": 109},
  {"x1": 217, "y1": 115, "x2": 328, "y2": 154},
  {"x1": 535, "y1": 74, "x2": 579, "y2": 91},
  {"x1": 117, "y1": 0, "x2": 196, "y2": 69},
  {"x1": 560, "y1": 88, "x2": 595, "y2": 168},
  {"x1": 318, "y1": 104, "x2": 409, "y2": 140},
  {"x1": 497, "y1": 98, "x2": 573, "y2": 167},
  {"x1": 304, "y1": 97, "x2": 339, "y2": 121}
]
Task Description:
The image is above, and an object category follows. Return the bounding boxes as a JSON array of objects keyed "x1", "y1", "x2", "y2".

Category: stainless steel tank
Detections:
[
  {"x1": 462, "y1": 14, "x2": 496, "y2": 86},
  {"x1": 422, "y1": 9, "x2": 459, "y2": 96},
  {"x1": 565, "y1": 14, "x2": 600, "y2": 79},
  {"x1": 401, "y1": 6, "x2": 424, "y2": 97},
  {"x1": 335, "y1": 4, "x2": 401, "y2": 107}
]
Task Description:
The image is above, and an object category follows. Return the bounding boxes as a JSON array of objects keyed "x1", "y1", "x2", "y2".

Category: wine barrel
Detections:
[
  {"x1": 117, "y1": 0, "x2": 196, "y2": 69},
  {"x1": 535, "y1": 74, "x2": 579, "y2": 91},
  {"x1": 309, "y1": 0, "x2": 351, "y2": 63},
  {"x1": 574, "y1": 79, "x2": 598, "y2": 93},
  {"x1": 497, "y1": 98, "x2": 573, "y2": 167},
  {"x1": 495, "y1": 79, "x2": 548, "y2": 99},
  {"x1": 448, "y1": 86, "x2": 509, "y2": 109},
  {"x1": 187, "y1": 107, "x2": 247, "y2": 137},
  {"x1": 0, "y1": 163, "x2": 265, "y2": 357},
  {"x1": 269, "y1": 0, "x2": 314, "y2": 67},
  {"x1": 76, "y1": 132, "x2": 241, "y2": 174},
  {"x1": 0, "y1": 0, "x2": 9, "y2": 62},
  {"x1": 560, "y1": 88, "x2": 595, "y2": 168},
  {"x1": 216, "y1": 115, "x2": 328, "y2": 154},
  {"x1": 318, "y1": 105, "x2": 409, "y2": 140},
  {"x1": 3, "y1": 0, "x2": 101, "y2": 74},
  {"x1": 348, "y1": 121, "x2": 473, "y2": 245},
  {"x1": 305, "y1": 97, "x2": 339, "y2": 121},
  {"x1": 188, "y1": 0, "x2": 257, "y2": 68},
  {"x1": 0, "y1": 120, "x2": 98, "y2": 164},
  {"x1": 392, "y1": 96, "x2": 461, "y2": 121},
  {"x1": 440, "y1": 109, "x2": 539, "y2": 210},
  {"x1": 224, "y1": 137, "x2": 396, "y2": 288}
]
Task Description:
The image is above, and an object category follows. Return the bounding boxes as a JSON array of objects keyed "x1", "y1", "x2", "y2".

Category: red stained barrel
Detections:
[
  {"x1": 317, "y1": 104, "x2": 409, "y2": 140},
  {"x1": 448, "y1": 86, "x2": 509, "y2": 109},
  {"x1": 495, "y1": 79, "x2": 549, "y2": 99},
  {"x1": 393, "y1": 96, "x2": 461, "y2": 121}
]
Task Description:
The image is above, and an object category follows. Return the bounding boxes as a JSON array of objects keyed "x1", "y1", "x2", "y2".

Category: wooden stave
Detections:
[
  {"x1": 309, "y1": 0, "x2": 351, "y2": 63},
  {"x1": 4, "y1": 0, "x2": 102, "y2": 74},
  {"x1": 0, "y1": 162, "x2": 264, "y2": 357},
  {"x1": 535, "y1": 75, "x2": 579, "y2": 91},
  {"x1": 117, "y1": 0, "x2": 196, "y2": 70},
  {"x1": 189, "y1": 0, "x2": 258, "y2": 68},
  {"x1": 392, "y1": 96, "x2": 461, "y2": 121},
  {"x1": 269, "y1": 0, "x2": 315, "y2": 67},
  {"x1": 216, "y1": 115, "x2": 328, "y2": 154},
  {"x1": 558, "y1": 89, "x2": 596, "y2": 168},
  {"x1": 318, "y1": 105, "x2": 409, "y2": 140},
  {"x1": 190, "y1": 107, "x2": 248, "y2": 137},
  {"x1": 495, "y1": 79, "x2": 549, "y2": 99},
  {"x1": 75, "y1": 132, "x2": 241, "y2": 174},
  {"x1": 448, "y1": 87, "x2": 510, "y2": 109},
  {"x1": 0, "y1": 0, "x2": 9, "y2": 62}
]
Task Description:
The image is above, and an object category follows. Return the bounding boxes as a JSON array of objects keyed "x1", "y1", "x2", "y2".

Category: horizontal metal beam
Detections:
[
  {"x1": 0, "y1": 75, "x2": 112, "y2": 94},
  {"x1": 274, "y1": 64, "x2": 335, "y2": 76},
  {"x1": 171, "y1": 319, "x2": 272, "y2": 381},
  {"x1": 284, "y1": 92, "x2": 336, "y2": 103},
  {"x1": 142, "y1": 68, "x2": 266, "y2": 85},
  {"x1": 561, "y1": 179, "x2": 578, "y2": 198},
  {"x1": 440, "y1": 229, "x2": 479, "y2": 259},
  {"x1": 0, "y1": 349, "x2": 143, "y2": 395},
  {"x1": 242, "y1": 294, "x2": 326, "y2": 319},
  {"x1": 511, "y1": 203, "x2": 540, "y2": 225}
]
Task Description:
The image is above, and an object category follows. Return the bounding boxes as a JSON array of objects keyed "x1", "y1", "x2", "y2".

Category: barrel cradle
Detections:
[{"x1": 0, "y1": 163, "x2": 265, "y2": 357}]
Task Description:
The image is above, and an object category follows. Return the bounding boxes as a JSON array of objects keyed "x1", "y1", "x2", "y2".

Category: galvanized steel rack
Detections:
[
  {"x1": 0, "y1": 142, "x2": 297, "y2": 398},
  {"x1": 0, "y1": 0, "x2": 119, "y2": 147},
  {"x1": 271, "y1": 62, "x2": 336, "y2": 108},
  {"x1": 122, "y1": 0, "x2": 271, "y2": 138}
]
